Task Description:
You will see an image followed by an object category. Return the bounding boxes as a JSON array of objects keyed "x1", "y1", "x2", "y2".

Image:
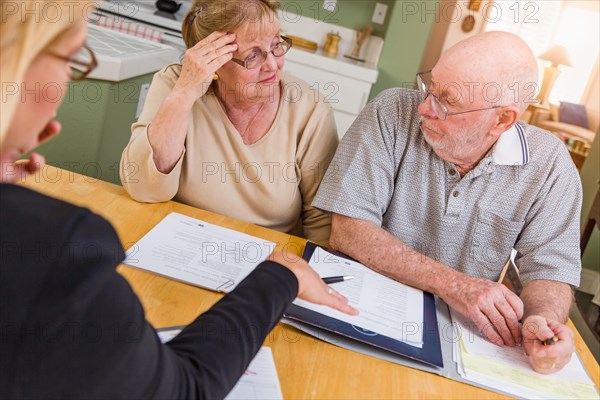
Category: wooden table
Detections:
[{"x1": 17, "y1": 166, "x2": 600, "y2": 399}]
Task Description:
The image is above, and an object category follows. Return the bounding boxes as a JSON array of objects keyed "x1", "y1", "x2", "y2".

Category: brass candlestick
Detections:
[{"x1": 351, "y1": 25, "x2": 373, "y2": 59}]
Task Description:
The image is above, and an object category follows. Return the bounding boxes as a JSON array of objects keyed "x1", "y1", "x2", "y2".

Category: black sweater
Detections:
[{"x1": 0, "y1": 184, "x2": 298, "y2": 399}]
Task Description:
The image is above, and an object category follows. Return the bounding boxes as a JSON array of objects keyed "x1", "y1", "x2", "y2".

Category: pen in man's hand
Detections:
[
  {"x1": 322, "y1": 276, "x2": 354, "y2": 284},
  {"x1": 543, "y1": 336, "x2": 558, "y2": 345}
]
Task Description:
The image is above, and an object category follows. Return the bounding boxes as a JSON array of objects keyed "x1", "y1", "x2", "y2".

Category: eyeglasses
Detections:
[
  {"x1": 416, "y1": 70, "x2": 505, "y2": 120},
  {"x1": 230, "y1": 36, "x2": 292, "y2": 69},
  {"x1": 50, "y1": 44, "x2": 98, "y2": 81}
]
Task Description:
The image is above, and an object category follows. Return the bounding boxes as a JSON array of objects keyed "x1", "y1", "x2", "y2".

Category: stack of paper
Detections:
[
  {"x1": 294, "y1": 246, "x2": 425, "y2": 348},
  {"x1": 158, "y1": 328, "x2": 283, "y2": 399},
  {"x1": 125, "y1": 212, "x2": 276, "y2": 292},
  {"x1": 451, "y1": 311, "x2": 598, "y2": 399},
  {"x1": 224, "y1": 347, "x2": 283, "y2": 400}
]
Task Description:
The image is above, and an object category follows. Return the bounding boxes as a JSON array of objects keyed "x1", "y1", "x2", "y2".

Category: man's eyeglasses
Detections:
[
  {"x1": 51, "y1": 44, "x2": 98, "y2": 81},
  {"x1": 416, "y1": 70, "x2": 505, "y2": 120},
  {"x1": 230, "y1": 36, "x2": 292, "y2": 69}
]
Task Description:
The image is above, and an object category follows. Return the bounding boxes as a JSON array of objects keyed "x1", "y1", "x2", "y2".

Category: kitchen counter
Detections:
[
  {"x1": 97, "y1": 0, "x2": 190, "y2": 33},
  {"x1": 85, "y1": 24, "x2": 179, "y2": 82},
  {"x1": 286, "y1": 47, "x2": 379, "y2": 84}
]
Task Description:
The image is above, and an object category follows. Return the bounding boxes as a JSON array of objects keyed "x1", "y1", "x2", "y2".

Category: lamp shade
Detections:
[{"x1": 539, "y1": 45, "x2": 573, "y2": 67}]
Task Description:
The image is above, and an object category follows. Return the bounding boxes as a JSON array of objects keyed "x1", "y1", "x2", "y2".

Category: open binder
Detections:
[
  {"x1": 283, "y1": 241, "x2": 443, "y2": 368},
  {"x1": 282, "y1": 243, "x2": 598, "y2": 399}
]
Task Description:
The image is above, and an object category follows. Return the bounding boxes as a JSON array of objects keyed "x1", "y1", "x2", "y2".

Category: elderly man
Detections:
[{"x1": 313, "y1": 31, "x2": 581, "y2": 374}]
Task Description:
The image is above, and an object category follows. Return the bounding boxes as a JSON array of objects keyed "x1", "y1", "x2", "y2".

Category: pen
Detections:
[
  {"x1": 322, "y1": 276, "x2": 354, "y2": 284},
  {"x1": 543, "y1": 336, "x2": 558, "y2": 345}
]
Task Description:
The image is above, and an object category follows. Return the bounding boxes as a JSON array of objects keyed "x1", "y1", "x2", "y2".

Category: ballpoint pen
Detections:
[{"x1": 322, "y1": 276, "x2": 354, "y2": 284}]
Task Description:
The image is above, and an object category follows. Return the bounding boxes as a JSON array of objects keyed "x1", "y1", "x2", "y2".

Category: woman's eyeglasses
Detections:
[{"x1": 230, "y1": 36, "x2": 292, "y2": 69}]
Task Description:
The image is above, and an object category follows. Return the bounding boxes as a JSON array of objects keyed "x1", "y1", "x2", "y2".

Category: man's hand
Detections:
[
  {"x1": 330, "y1": 215, "x2": 524, "y2": 345},
  {"x1": 444, "y1": 273, "x2": 524, "y2": 346},
  {"x1": 522, "y1": 315, "x2": 575, "y2": 374}
]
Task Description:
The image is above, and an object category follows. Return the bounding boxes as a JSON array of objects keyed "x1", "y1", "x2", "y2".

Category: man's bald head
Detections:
[{"x1": 435, "y1": 31, "x2": 539, "y2": 113}]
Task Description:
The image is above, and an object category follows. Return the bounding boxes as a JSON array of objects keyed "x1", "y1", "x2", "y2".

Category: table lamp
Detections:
[{"x1": 537, "y1": 45, "x2": 573, "y2": 105}]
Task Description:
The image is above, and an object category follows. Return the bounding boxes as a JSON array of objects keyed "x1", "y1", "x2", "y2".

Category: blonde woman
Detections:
[
  {"x1": 0, "y1": 1, "x2": 356, "y2": 397},
  {"x1": 120, "y1": 0, "x2": 338, "y2": 244}
]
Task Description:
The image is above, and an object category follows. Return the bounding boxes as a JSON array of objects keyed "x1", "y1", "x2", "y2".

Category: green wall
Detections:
[
  {"x1": 34, "y1": 73, "x2": 155, "y2": 184},
  {"x1": 370, "y1": 0, "x2": 437, "y2": 99},
  {"x1": 580, "y1": 131, "x2": 600, "y2": 273},
  {"x1": 280, "y1": 0, "x2": 395, "y2": 37}
]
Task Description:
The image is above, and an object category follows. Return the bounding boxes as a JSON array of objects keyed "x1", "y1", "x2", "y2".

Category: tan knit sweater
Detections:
[{"x1": 120, "y1": 65, "x2": 338, "y2": 244}]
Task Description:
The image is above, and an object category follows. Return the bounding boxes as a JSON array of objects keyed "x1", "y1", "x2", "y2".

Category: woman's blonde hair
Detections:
[
  {"x1": 0, "y1": 0, "x2": 91, "y2": 143},
  {"x1": 182, "y1": 0, "x2": 281, "y2": 49}
]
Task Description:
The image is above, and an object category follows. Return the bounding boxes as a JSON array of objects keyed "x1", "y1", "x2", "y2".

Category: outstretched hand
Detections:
[{"x1": 268, "y1": 251, "x2": 358, "y2": 316}]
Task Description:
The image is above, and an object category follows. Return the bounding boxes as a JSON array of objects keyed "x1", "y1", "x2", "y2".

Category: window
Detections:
[
  {"x1": 550, "y1": 5, "x2": 599, "y2": 103},
  {"x1": 484, "y1": 0, "x2": 599, "y2": 104},
  {"x1": 484, "y1": 0, "x2": 562, "y2": 56}
]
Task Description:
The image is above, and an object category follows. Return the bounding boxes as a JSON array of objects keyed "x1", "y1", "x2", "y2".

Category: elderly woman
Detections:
[
  {"x1": 0, "y1": 1, "x2": 355, "y2": 398},
  {"x1": 120, "y1": 0, "x2": 337, "y2": 244}
]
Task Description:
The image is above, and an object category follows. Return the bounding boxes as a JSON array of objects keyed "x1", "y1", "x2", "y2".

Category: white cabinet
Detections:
[
  {"x1": 279, "y1": 12, "x2": 381, "y2": 138},
  {"x1": 285, "y1": 60, "x2": 372, "y2": 135},
  {"x1": 284, "y1": 60, "x2": 372, "y2": 115}
]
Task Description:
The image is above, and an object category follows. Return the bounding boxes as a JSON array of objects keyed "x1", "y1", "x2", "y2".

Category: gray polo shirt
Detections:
[{"x1": 313, "y1": 88, "x2": 581, "y2": 287}]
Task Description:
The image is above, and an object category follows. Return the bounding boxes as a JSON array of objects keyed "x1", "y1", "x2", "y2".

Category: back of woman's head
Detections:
[
  {"x1": 182, "y1": 0, "x2": 280, "y2": 49},
  {"x1": 0, "y1": 0, "x2": 91, "y2": 142}
]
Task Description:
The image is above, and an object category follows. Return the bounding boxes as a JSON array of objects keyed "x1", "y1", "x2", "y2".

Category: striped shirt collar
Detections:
[{"x1": 491, "y1": 123, "x2": 530, "y2": 166}]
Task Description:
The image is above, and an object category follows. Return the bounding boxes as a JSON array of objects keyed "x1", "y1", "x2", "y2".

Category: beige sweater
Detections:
[{"x1": 120, "y1": 66, "x2": 338, "y2": 244}]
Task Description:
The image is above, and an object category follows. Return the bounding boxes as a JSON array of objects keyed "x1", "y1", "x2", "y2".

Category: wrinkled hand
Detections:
[
  {"x1": 268, "y1": 251, "x2": 358, "y2": 316},
  {"x1": 175, "y1": 31, "x2": 237, "y2": 99},
  {"x1": 522, "y1": 315, "x2": 574, "y2": 374},
  {"x1": 0, "y1": 120, "x2": 61, "y2": 183},
  {"x1": 445, "y1": 273, "x2": 523, "y2": 346}
]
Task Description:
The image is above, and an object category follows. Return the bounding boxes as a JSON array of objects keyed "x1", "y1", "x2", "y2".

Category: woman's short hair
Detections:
[
  {"x1": 0, "y1": 0, "x2": 92, "y2": 141},
  {"x1": 182, "y1": 0, "x2": 281, "y2": 49}
]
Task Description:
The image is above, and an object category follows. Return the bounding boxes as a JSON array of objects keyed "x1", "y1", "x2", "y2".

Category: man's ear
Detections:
[{"x1": 490, "y1": 106, "x2": 519, "y2": 137}]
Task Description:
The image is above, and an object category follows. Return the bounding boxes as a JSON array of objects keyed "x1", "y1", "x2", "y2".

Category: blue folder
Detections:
[{"x1": 283, "y1": 241, "x2": 443, "y2": 368}]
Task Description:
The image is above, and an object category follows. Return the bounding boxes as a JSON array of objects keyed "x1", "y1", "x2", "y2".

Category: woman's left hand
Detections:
[{"x1": 0, "y1": 120, "x2": 61, "y2": 183}]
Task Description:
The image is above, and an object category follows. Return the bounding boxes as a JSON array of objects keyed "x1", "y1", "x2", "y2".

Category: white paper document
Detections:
[
  {"x1": 156, "y1": 327, "x2": 182, "y2": 343},
  {"x1": 225, "y1": 347, "x2": 283, "y2": 400},
  {"x1": 451, "y1": 310, "x2": 598, "y2": 399},
  {"x1": 293, "y1": 247, "x2": 424, "y2": 347},
  {"x1": 125, "y1": 212, "x2": 276, "y2": 292},
  {"x1": 157, "y1": 329, "x2": 282, "y2": 399}
]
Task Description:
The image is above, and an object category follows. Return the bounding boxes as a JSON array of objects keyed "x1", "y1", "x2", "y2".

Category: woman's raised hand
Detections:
[{"x1": 174, "y1": 31, "x2": 237, "y2": 99}]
